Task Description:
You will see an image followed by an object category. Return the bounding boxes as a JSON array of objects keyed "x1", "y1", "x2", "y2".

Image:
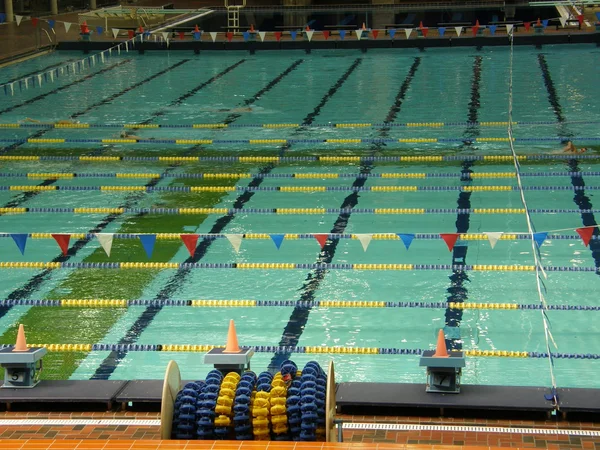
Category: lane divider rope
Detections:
[
  {"x1": 1, "y1": 298, "x2": 597, "y2": 310},
  {"x1": 2, "y1": 154, "x2": 599, "y2": 163},
  {"x1": 0, "y1": 261, "x2": 597, "y2": 272},
  {"x1": 1, "y1": 137, "x2": 599, "y2": 145},
  {"x1": 0, "y1": 232, "x2": 593, "y2": 241},
  {"x1": 0, "y1": 343, "x2": 594, "y2": 359},
  {"x1": 1, "y1": 120, "x2": 598, "y2": 129},
  {"x1": 0, "y1": 207, "x2": 597, "y2": 215},
  {"x1": 4, "y1": 171, "x2": 600, "y2": 179},
  {"x1": 2, "y1": 185, "x2": 600, "y2": 193}
]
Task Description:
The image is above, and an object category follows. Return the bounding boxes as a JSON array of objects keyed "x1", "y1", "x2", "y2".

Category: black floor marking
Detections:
[
  {"x1": 90, "y1": 59, "x2": 313, "y2": 380},
  {"x1": 278, "y1": 58, "x2": 362, "y2": 157},
  {"x1": 3, "y1": 58, "x2": 80, "y2": 85},
  {"x1": 0, "y1": 60, "x2": 132, "y2": 116},
  {"x1": 0, "y1": 60, "x2": 246, "y2": 320},
  {"x1": 268, "y1": 57, "x2": 422, "y2": 371},
  {"x1": 538, "y1": 54, "x2": 600, "y2": 272},
  {"x1": 443, "y1": 56, "x2": 482, "y2": 351}
]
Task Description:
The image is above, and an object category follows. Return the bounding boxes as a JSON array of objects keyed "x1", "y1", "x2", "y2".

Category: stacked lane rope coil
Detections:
[{"x1": 160, "y1": 359, "x2": 336, "y2": 442}]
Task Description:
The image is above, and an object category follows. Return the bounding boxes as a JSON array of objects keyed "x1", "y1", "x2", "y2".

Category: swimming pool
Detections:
[{"x1": 0, "y1": 45, "x2": 599, "y2": 389}]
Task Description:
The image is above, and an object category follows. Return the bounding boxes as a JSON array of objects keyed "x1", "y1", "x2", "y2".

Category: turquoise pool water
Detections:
[{"x1": 0, "y1": 46, "x2": 599, "y2": 388}]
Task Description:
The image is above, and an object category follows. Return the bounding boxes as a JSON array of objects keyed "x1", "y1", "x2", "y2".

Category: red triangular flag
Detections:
[
  {"x1": 577, "y1": 14, "x2": 584, "y2": 25},
  {"x1": 422, "y1": 28, "x2": 428, "y2": 37},
  {"x1": 52, "y1": 234, "x2": 71, "y2": 256},
  {"x1": 576, "y1": 227, "x2": 595, "y2": 247},
  {"x1": 31, "y1": 17, "x2": 39, "y2": 27},
  {"x1": 226, "y1": 32, "x2": 233, "y2": 42},
  {"x1": 524, "y1": 22, "x2": 531, "y2": 31},
  {"x1": 372, "y1": 29, "x2": 379, "y2": 39},
  {"x1": 440, "y1": 233, "x2": 459, "y2": 252},
  {"x1": 274, "y1": 31, "x2": 282, "y2": 41},
  {"x1": 323, "y1": 31, "x2": 330, "y2": 40},
  {"x1": 138, "y1": 26, "x2": 144, "y2": 33},
  {"x1": 128, "y1": 30, "x2": 134, "y2": 39},
  {"x1": 419, "y1": 21, "x2": 424, "y2": 29},
  {"x1": 181, "y1": 234, "x2": 199, "y2": 256},
  {"x1": 179, "y1": 31, "x2": 185, "y2": 40},
  {"x1": 472, "y1": 25, "x2": 479, "y2": 36},
  {"x1": 314, "y1": 234, "x2": 328, "y2": 249}
]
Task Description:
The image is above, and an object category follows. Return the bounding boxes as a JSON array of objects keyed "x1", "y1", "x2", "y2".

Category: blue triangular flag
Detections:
[
  {"x1": 397, "y1": 233, "x2": 415, "y2": 250},
  {"x1": 339, "y1": 30, "x2": 346, "y2": 40},
  {"x1": 96, "y1": 26, "x2": 104, "y2": 35},
  {"x1": 139, "y1": 234, "x2": 157, "y2": 258},
  {"x1": 489, "y1": 25, "x2": 497, "y2": 35},
  {"x1": 0, "y1": 13, "x2": 5, "y2": 23},
  {"x1": 243, "y1": 31, "x2": 249, "y2": 41},
  {"x1": 48, "y1": 19, "x2": 55, "y2": 28},
  {"x1": 542, "y1": 19, "x2": 548, "y2": 28},
  {"x1": 389, "y1": 29, "x2": 396, "y2": 39},
  {"x1": 533, "y1": 232, "x2": 548, "y2": 247},
  {"x1": 290, "y1": 30, "x2": 297, "y2": 41},
  {"x1": 270, "y1": 234, "x2": 285, "y2": 250},
  {"x1": 193, "y1": 31, "x2": 200, "y2": 40},
  {"x1": 438, "y1": 27, "x2": 446, "y2": 36},
  {"x1": 11, "y1": 234, "x2": 28, "y2": 255}
]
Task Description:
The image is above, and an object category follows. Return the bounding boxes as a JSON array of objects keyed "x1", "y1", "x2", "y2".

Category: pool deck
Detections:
[{"x1": 1, "y1": 410, "x2": 600, "y2": 448}]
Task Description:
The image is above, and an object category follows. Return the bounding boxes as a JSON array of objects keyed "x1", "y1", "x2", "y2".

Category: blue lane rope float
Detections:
[
  {"x1": 1, "y1": 232, "x2": 597, "y2": 241},
  {"x1": 2, "y1": 120, "x2": 599, "y2": 129},
  {"x1": 0, "y1": 343, "x2": 596, "y2": 359},
  {"x1": 0, "y1": 261, "x2": 599, "y2": 272},
  {"x1": 4, "y1": 171, "x2": 600, "y2": 179},
  {"x1": 4, "y1": 184, "x2": 600, "y2": 193},
  {"x1": 3, "y1": 154, "x2": 600, "y2": 163},
  {"x1": 2, "y1": 298, "x2": 600, "y2": 310},
  {"x1": 1, "y1": 207, "x2": 600, "y2": 215},
  {"x1": 1, "y1": 137, "x2": 600, "y2": 146}
]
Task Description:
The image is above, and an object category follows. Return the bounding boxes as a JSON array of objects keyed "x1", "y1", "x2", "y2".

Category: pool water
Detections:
[{"x1": 0, "y1": 45, "x2": 599, "y2": 388}]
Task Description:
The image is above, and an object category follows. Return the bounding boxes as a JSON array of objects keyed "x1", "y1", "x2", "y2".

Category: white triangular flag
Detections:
[
  {"x1": 506, "y1": 24, "x2": 514, "y2": 35},
  {"x1": 258, "y1": 31, "x2": 266, "y2": 42},
  {"x1": 139, "y1": 33, "x2": 143, "y2": 43},
  {"x1": 485, "y1": 232, "x2": 503, "y2": 249},
  {"x1": 95, "y1": 233, "x2": 114, "y2": 257},
  {"x1": 100, "y1": 52, "x2": 105, "y2": 63},
  {"x1": 24, "y1": 78, "x2": 28, "y2": 89},
  {"x1": 49, "y1": 71, "x2": 54, "y2": 82},
  {"x1": 153, "y1": 34, "x2": 157, "y2": 42},
  {"x1": 306, "y1": 30, "x2": 314, "y2": 42},
  {"x1": 64, "y1": 22, "x2": 72, "y2": 33},
  {"x1": 112, "y1": 28, "x2": 119, "y2": 39},
  {"x1": 356, "y1": 29, "x2": 363, "y2": 40},
  {"x1": 15, "y1": 15, "x2": 23, "y2": 26},
  {"x1": 356, "y1": 234, "x2": 373, "y2": 252},
  {"x1": 161, "y1": 32, "x2": 169, "y2": 42},
  {"x1": 117, "y1": 45, "x2": 121, "y2": 54},
  {"x1": 59, "y1": 67, "x2": 64, "y2": 75},
  {"x1": 209, "y1": 31, "x2": 218, "y2": 42},
  {"x1": 71, "y1": 62, "x2": 76, "y2": 73},
  {"x1": 37, "y1": 74, "x2": 43, "y2": 86},
  {"x1": 404, "y1": 28, "x2": 412, "y2": 39},
  {"x1": 225, "y1": 234, "x2": 243, "y2": 253},
  {"x1": 91, "y1": 55, "x2": 96, "y2": 66},
  {"x1": 559, "y1": 17, "x2": 566, "y2": 27},
  {"x1": 10, "y1": 83, "x2": 14, "y2": 96},
  {"x1": 125, "y1": 41, "x2": 129, "y2": 51},
  {"x1": 455, "y1": 26, "x2": 462, "y2": 37}
]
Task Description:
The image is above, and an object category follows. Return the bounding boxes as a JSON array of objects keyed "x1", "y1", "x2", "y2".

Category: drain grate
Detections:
[
  {"x1": 343, "y1": 422, "x2": 600, "y2": 437},
  {"x1": 0, "y1": 419, "x2": 161, "y2": 426}
]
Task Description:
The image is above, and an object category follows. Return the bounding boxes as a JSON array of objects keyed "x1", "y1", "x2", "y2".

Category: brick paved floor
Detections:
[{"x1": 0, "y1": 411, "x2": 600, "y2": 448}]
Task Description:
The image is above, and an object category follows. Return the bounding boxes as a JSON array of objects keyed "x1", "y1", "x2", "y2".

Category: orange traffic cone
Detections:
[
  {"x1": 138, "y1": 26, "x2": 144, "y2": 34},
  {"x1": 223, "y1": 319, "x2": 241, "y2": 353},
  {"x1": 194, "y1": 24, "x2": 200, "y2": 33},
  {"x1": 419, "y1": 21, "x2": 424, "y2": 29},
  {"x1": 13, "y1": 324, "x2": 28, "y2": 352},
  {"x1": 250, "y1": 24, "x2": 255, "y2": 32},
  {"x1": 362, "y1": 22, "x2": 367, "y2": 30},
  {"x1": 433, "y1": 329, "x2": 449, "y2": 358},
  {"x1": 536, "y1": 18, "x2": 541, "y2": 26},
  {"x1": 306, "y1": 25, "x2": 310, "y2": 31}
]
